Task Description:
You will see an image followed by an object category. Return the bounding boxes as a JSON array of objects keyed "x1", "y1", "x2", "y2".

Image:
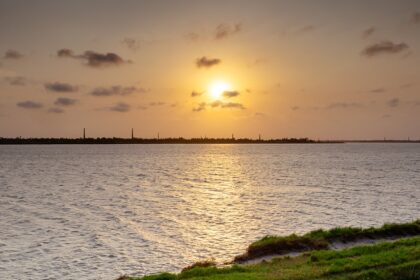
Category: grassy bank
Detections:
[
  {"x1": 235, "y1": 220, "x2": 420, "y2": 262},
  {"x1": 122, "y1": 221, "x2": 420, "y2": 280}
]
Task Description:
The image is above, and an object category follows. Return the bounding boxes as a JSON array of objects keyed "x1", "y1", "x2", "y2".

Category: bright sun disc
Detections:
[{"x1": 209, "y1": 80, "x2": 231, "y2": 100}]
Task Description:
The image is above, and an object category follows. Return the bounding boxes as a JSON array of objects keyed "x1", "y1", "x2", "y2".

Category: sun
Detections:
[{"x1": 209, "y1": 80, "x2": 231, "y2": 100}]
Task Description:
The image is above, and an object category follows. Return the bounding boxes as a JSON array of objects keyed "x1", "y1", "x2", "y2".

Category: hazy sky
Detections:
[{"x1": 1, "y1": 0, "x2": 419, "y2": 139}]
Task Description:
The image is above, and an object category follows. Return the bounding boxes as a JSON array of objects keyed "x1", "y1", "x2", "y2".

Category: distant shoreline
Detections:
[{"x1": 0, "y1": 137, "x2": 419, "y2": 145}]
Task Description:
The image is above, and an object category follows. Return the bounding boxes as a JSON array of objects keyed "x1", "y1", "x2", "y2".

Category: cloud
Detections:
[
  {"x1": 362, "y1": 27, "x2": 376, "y2": 38},
  {"x1": 255, "y1": 112, "x2": 266, "y2": 117},
  {"x1": 222, "y1": 90, "x2": 240, "y2": 98},
  {"x1": 370, "y1": 87, "x2": 386, "y2": 93},
  {"x1": 210, "y1": 100, "x2": 245, "y2": 109},
  {"x1": 122, "y1": 38, "x2": 141, "y2": 51},
  {"x1": 361, "y1": 41, "x2": 409, "y2": 57},
  {"x1": 149, "y1": 101, "x2": 165, "y2": 106},
  {"x1": 215, "y1": 23, "x2": 242, "y2": 39},
  {"x1": 326, "y1": 102, "x2": 363, "y2": 109},
  {"x1": 45, "y1": 82, "x2": 79, "y2": 93},
  {"x1": 291, "y1": 106, "x2": 300, "y2": 111},
  {"x1": 296, "y1": 25, "x2": 316, "y2": 34},
  {"x1": 54, "y1": 97, "x2": 77, "y2": 107},
  {"x1": 185, "y1": 32, "x2": 201, "y2": 41},
  {"x1": 17, "y1": 100, "x2": 43, "y2": 109},
  {"x1": 57, "y1": 48, "x2": 74, "y2": 57},
  {"x1": 57, "y1": 49, "x2": 130, "y2": 67},
  {"x1": 192, "y1": 102, "x2": 207, "y2": 112},
  {"x1": 196, "y1": 56, "x2": 221, "y2": 68},
  {"x1": 410, "y1": 12, "x2": 420, "y2": 24},
  {"x1": 191, "y1": 91, "x2": 203, "y2": 97},
  {"x1": 387, "y1": 98, "x2": 399, "y2": 108},
  {"x1": 4, "y1": 50, "x2": 23, "y2": 60},
  {"x1": 90, "y1": 86, "x2": 147, "y2": 96},
  {"x1": 109, "y1": 102, "x2": 130, "y2": 112},
  {"x1": 4, "y1": 76, "x2": 26, "y2": 86},
  {"x1": 48, "y1": 107, "x2": 64, "y2": 114}
]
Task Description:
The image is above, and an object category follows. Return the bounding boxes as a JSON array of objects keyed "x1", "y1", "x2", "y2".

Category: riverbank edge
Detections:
[{"x1": 120, "y1": 220, "x2": 420, "y2": 280}]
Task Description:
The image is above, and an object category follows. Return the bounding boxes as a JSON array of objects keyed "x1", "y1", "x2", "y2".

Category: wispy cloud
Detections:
[
  {"x1": 362, "y1": 27, "x2": 376, "y2": 39},
  {"x1": 326, "y1": 102, "x2": 363, "y2": 109},
  {"x1": 45, "y1": 82, "x2": 79, "y2": 93},
  {"x1": 4, "y1": 50, "x2": 23, "y2": 60},
  {"x1": 48, "y1": 107, "x2": 64, "y2": 114},
  {"x1": 54, "y1": 97, "x2": 77, "y2": 107},
  {"x1": 193, "y1": 102, "x2": 207, "y2": 112},
  {"x1": 387, "y1": 98, "x2": 399, "y2": 108},
  {"x1": 4, "y1": 76, "x2": 27, "y2": 86},
  {"x1": 90, "y1": 86, "x2": 147, "y2": 97},
  {"x1": 222, "y1": 90, "x2": 240, "y2": 98},
  {"x1": 215, "y1": 23, "x2": 242, "y2": 40},
  {"x1": 410, "y1": 12, "x2": 420, "y2": 24},
  {"x1": 57, "y1": 49, "x2": 131, "y2": 67},
  {"x1": 122, "y1": 38, "x2": 141, "y2": 51},
  {"x1": 370, "y1": 87, "x2": 386, "y2": 93},
  {"x1": 193, "y1": 101, "x2": 245, "y2": 112},
  {"x1": 196, "y1": 56, "x2": 221, "y2": 68},
  {"x1": 191, "y1": 91, "x2": 203, "y2": 97},
  {"x1": 149, "y1": 101, "x2": 165, "y2": 106},
  {"x1": 109, "y1": 102, "x2": 130, "y2": 112},
  {"x1": 361, "y1": 41, "x2": 409, "y2": 57},
  {"x1": 17, "y1": 100, "x2": 43, "y2": 109}
]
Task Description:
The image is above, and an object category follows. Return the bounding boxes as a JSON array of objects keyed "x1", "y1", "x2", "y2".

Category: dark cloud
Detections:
[
  {"x1": 215, "y1": 23, "x2": 242, "y2": 39},
  {"x1": 387, "y1": 98, "x2": 399, "y2": 108},
  {"x1": 361, "y1": 41, "x2": 409, "y2": 57},
  {"x1": 57, "y1": 49, "x2": 130, "y2": 67},
  {"x1": 370, "y1": 87, "x2": 386, "y2": 93},
  {"x1": 222, "y1": 90, "x2": 240, "y2": 98},
  {"x1": 17, "y1": 100, "x2": 43, "y2": 109},
  {"x1": 122, "y1": 38, "x2": 141, "y2": 51},
  {"x1": 410, "y1": 12, "x2": 420, "y2": 24},
  {"x1": 57, "y1": 48, "x2": 74, "y2": 57},
  {"x1": 48, "y1": 107, "x2": 64, "y2": 114},
  {"x1": 362, "y1": 27, "x2": 376, "y2": 38},
  {"x1": 4, "y1": 76, "x2": 26, "y2": 86},
  {"x1": 45, "y1": 82, "x2": 79, "y2": 93},
  {"x1": 196, "y1": 56, "x2": 221, "y2": 68},
  {"x1": 291, "y1": 106, "x2": 300, "y2": 111},
  {"x1": 326, "y1": 102, "x2": 363, "y2": 109},
  {"x1": 191, "y1": 91, "x2": 203, "y2": 97},
  {"x1": 54, "y1": 97, "x2": 77, "y2": 107},
  {"x1": 90, "y1": 86, "x2": 147, "y2": 97},
  {"x1": 109, "y1": 102, "x2": 130, "y2": 112},
  {"x1": 4, "y1": 50, "x2": 23, "y2": 60}
]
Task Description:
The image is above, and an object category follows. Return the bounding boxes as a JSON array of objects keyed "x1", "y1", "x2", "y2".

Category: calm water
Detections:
[{"x1": 0, "y1": 144, "x2": 419, "y2": 279}]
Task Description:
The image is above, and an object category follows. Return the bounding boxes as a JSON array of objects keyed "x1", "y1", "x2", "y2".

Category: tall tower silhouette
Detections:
[
  {"x1": 131, "y1": 128, "x2": 134, "y2": 140},
  {"x1": 83, "y1": 128, "x2": 86, "y2": 139}
]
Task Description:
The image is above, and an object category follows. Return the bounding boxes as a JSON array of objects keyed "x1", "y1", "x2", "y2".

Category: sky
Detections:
[{"x1": 0, "y1": 0, "x2": 419, "y2": 139}]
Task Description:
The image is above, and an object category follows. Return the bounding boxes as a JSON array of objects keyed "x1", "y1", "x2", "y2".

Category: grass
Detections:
[
  {"x1": 128, "y1": 236, "x2": 420, "y2": 280},
  {"x1": 235, "y1": 220, "x2": 420, "y2": 262}
]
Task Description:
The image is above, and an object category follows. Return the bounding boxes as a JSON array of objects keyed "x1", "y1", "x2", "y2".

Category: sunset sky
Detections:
[{"x1": 1, "y1": 0, "x2": 419, "y2": 139}]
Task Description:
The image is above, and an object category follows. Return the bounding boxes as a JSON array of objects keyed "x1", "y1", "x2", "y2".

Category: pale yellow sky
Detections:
[{"x1": 0, "y1": 0, "x2": 419, "y2": 139}]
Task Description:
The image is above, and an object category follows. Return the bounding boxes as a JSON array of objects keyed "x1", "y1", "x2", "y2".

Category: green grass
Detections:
[
  {"x1": 235, "y1": 220, "x2": 420, "y2": 262},
  {"x1": 129, "y1": 236, "x2": 420, "y2": 280}
]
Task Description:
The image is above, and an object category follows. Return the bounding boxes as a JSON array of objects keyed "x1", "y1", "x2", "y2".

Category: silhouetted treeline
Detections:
[{"x1": 0, "y1": 137, "x2": 337, "y2": 145}]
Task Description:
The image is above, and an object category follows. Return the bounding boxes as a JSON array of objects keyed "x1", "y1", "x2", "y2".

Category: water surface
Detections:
[{"x1": 0, "y1": 144, "x2": 419, "y2": 279}]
